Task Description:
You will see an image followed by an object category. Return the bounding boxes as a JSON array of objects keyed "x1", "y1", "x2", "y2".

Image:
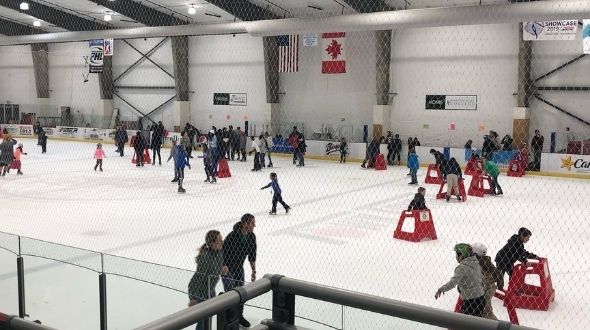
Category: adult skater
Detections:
[
  {"x1": 407, "y1": 187, "x2": 427, "y2": 210},
  {"x1": 258, "y1": 134, "x2": 267, "y2": 168},
  {"x1": 435, "y1": 244, "x2": 486, "y2": 318},
  {"x1": 173, "y1": 141, "x2": 190, "y2": 193},
  {"x1": 445, "y1": 157, "x2": 463, "y2": 202},
  {"x1": 261, "y1": 172, "x2": 291, "y2": 215},
  {"x1": 114, "y1": 126, "x2": 128, "y2": 157},
  {"x1": 494, "y1": 228, "x2": 538, "y2": 286},
  {"x1": 239, "y1": 128, "x2": 247, "y2": 162},
  {"x1": 392, "y1": 133, "x2": 402, "y2": 165},
  {"x1": 263, "y1": 132, "x2": 273, "y2": 167},
  {"x1": 0, "y1": 134, "x2": 17, "y2": 176},
  {"x1": 386, "y1": 131, "x2": 395, "y2": 165},
  {"x1": 151, "y1": 121, "x2": 164, "y2": 165},
  {"x1": 222, "y1": 214, "x2": 257, "y2": 328},
  {"x1": 188, "y1": 230, "x2": 228, "y2": 330},
  {"x1": 38, "y1": 128, "x2": 48, "y2": 153},
  {"x1": 167, "y1": 140, "x2": 180, "y2": 183},
  {"x1": 529, "y1": 129, "x2": 544, "y2": 171},
  {"x1": 472, "y1": 243, "x2": 503, "y2": 320},
  {"x1": 207, "y1": 130, "x2": 220, "y2": 179},
  {"x1": 133, "y1": 131, "x2": 146, "y2": 167},
  {"x1": 249, "y1": 135, "x2": 261, "y2": 171},
  {"x1": 93, "y1": 143, "x2": 106, "y2": 172}
]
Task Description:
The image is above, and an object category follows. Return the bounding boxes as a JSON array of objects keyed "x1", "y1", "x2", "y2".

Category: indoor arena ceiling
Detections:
[{"x1": 0, "y1": 0, "x2": 531, "y2": 36}]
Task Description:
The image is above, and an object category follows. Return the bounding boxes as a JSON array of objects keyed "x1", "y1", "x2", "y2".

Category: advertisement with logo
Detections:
[
  {"x1": 584, "y1": 19, "x2": 590, "y2": 54},
  {"x1": 523, "y1": 20, "x2": 578, "y2": 41},
  {"x1": 43, "y1": 127, "x2": 54, "y2": 136},
  {"x1": 541, "y1": 153, "x2": 590, "y2": 176},
  {"x1": 3, "y1": 125, "x2": 19, "y2": 135},
  {"x1": 89, "y1": 39, "x2": 104, "y2": 73},
  {"x1": 324, "y1": 142, "x2": 341, "y2": 156},
  {"x1": 19, "y1": 125, "x2": 33, "y2": 136},
  {"x1": 56, "y1": 126, "x2": 79, "y2": 137},
  {"x1": 83, "y1": 128, "x2": 106, "y2": 141},
  {"x1": 213, "y1": 93, "x2": 247, "y2": 106},
  {"x1": 426, "y1": 95, "x2": 477, "y2": 110}
]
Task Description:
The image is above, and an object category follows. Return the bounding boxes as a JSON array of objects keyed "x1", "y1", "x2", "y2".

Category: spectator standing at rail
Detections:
[
  {"x1": 530, "y1": 129, "x2": 544, "y2": 171},
  {"x1": 115, "y1": 126, "x2": 128, "y2": 157}
]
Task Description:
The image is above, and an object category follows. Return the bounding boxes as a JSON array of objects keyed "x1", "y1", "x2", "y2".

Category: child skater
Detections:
[
  {"x1": 174, "y1": 142, "x2": 190, "y2": 193},
  {"x1": 407, "y1": 147, "x2": 419, "y2": 185},
  {"x1": 407, "y1": 186, "x2": 427, "y2": 211},
  {"x1": 12, "y1": 143, "x2": 27, "y2": 175},
  {"x1": 339, "y1": 137, "x2": 348, "y2": 163},
  {"x1": 201, "y1": 144, "x2": 214, "y2": 183},
  {"x1": 261, "y1": 172, "x2": 291, "y2": 215},
  {"x1": 93, "y1": 143, "x2": 106, "y2": 171}
]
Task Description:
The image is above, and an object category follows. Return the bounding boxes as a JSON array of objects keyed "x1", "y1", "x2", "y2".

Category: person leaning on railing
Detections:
[{"x1": 188, "y1": 230, "x2": 228, "y2": 330}]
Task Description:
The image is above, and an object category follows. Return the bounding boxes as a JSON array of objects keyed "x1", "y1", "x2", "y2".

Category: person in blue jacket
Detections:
[
  {"x1": 173, "y1": 142, "x2": 190, "y2": 193},
  {"x1": 261, "y1": 172, "x2": 291, "y2": 215},
  {"x1": 408, "y1": 147, "x2": 419, "y2": 185}
]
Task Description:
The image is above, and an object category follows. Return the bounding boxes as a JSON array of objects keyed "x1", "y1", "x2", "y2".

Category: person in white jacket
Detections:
[
  {"x1": 248, "y1": 136, "x2": 261, "y2": 171},
  {"x1": 263, "y1": 132, "x2": 274, "y2": 168},
  {"x1": 435, "y1": 243, "x2": 486, "y2": 317}
]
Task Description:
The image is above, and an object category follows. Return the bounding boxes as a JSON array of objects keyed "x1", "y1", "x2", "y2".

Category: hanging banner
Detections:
[
  {"x1": 523, "y1": 20, "x2": 578, "y2": 41},
  {"x1": 103, "y1": 38, "x2": 114, "y2": 56},
  {"x1": 213, "y1": 93, "x2": 247, "y2": 106},
  {"x1": 89, "y1": 39, "x2": 104, "y2": 73},
  {"x1": 425, "y1": 95, "x2": 477, "y2": 110},
  {"x1": 583, "y1": 20, "x2": 590, "y2": 54},
  {"x1": 303, "y1": 34, "x2": 318, "y2": 47}
]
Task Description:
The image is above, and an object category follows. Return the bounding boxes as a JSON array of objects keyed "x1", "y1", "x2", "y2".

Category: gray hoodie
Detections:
[{"x1": 438, "y1": 256, "x2": 485, "y2": 300}]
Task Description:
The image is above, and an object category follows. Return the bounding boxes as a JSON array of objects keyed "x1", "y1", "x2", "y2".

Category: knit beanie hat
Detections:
[
  {"x1": 471, "y1": 243, "x2": 487, "y2": 257},
  {"x1": 454, "y1": 243, "x2": 472, "y2": 258}
]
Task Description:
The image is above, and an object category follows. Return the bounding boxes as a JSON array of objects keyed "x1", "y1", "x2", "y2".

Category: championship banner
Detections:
[
  {"x1": 583, "y1": 20, "x2": 590, "y2": 54},
  {"x1": 523, "y1": 20, "x2": 578, "y2": 41},
  {"x1": 89, "y1": 39, "x2": 104, "y2": 73}
]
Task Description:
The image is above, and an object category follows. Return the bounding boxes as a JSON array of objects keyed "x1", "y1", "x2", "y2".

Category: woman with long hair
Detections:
[{"x1": 188, "y1": 230, "x2": 228, "y2": 330}]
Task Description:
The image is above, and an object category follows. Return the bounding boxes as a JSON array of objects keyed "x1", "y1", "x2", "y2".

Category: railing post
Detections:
[
  {"x1": 215, "y1": 302, "x2": 240, "y2": 330},
  {"x1": 99, "y1": 254, "x2": 107, "y2": 330},
  {"x1": 268, "y1": 274, "x2": 295, "y2": 327},
  {"x1": 17, "y1": 256, "x2": 26, "y2": 318}
]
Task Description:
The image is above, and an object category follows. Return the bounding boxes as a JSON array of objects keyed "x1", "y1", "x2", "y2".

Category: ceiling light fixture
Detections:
[
  {"x1": 104, "y1": 14, "x2": 112, "y2": 21},
  {"x1": 307, "y1": 5, "x2": 323, "y2": 11},
  {"x1": 204, "y1": 12, "x2": 221, "y2": 18},
  {"x1": 33, "y1": 20, "x2": 41, "y2": 27},
  {"x1": 20, "y1": 2, "x2": 29, "y2": 10},
  {"x1": 188, "y1": 5, "x2": 197, "y2": 15}
]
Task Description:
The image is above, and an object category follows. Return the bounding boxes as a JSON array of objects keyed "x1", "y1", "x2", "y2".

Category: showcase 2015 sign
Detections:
[{"x1": 425, "y1": 95, "x2": 477, "y2": 110}]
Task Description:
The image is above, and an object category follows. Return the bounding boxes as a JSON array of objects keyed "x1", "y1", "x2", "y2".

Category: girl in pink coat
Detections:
[
  {"x1": 12, "y1": 143, "x2": 27, "y2": 175},
  {"x1": 94, "y1": 143, "x2": 106, "y2": 171}
]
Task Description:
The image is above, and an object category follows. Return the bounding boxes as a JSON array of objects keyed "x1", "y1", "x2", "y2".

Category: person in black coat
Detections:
[
  {"x1": 115, "y1": 126, "x2": 128, "y2": 157},
  {"x1": 222, "y1": 214, "x2": 257, "y2": 328},
  {"x1": 151, "y1": 121, "x2": 164, "y2": 165},
  {"x1": 392, "y1": 134, "x2": 402, "y2": 165},
  {"x1": 134, "y1": 131, "x2": 146, "y2": 167},
  {"x1": 494, "y1": 228, "x2": 538, "y2": 285},
  {"x1": 430, "y1": 148, "x2": 447, "y2": 176},
  {"x1": 38, "y1": 129, "x2": 48, "y2": 153},
  {"x1": 530, "y1": 130, "x2": 544, "y2": 171},
  {"x1": 385, "y1": 131, "x2": 394, "y2": 165},
  {"x1": 407, "y1": 187, "x2": 427, "y2": 211}
]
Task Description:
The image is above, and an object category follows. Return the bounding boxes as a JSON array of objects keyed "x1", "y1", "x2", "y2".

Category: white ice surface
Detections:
[{"x1": 1, "y1": 139, "x2": 590, "y2": 329}]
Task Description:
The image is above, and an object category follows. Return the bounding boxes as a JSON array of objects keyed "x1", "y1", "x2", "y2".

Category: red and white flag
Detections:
[
  {"x1": 322, "y1": 32, "x2": 346, "y2": 74},
  {"x1": 278, "y1": 35, "x2": 299, "y2": 73}
]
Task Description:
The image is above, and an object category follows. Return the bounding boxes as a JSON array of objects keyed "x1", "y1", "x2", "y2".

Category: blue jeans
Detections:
[
  {"x1": 210, "y1": 147, "x2": 219, "y2": 176},
  {"x1": 410, "y1": 168, "x2": 417, "y2": 183},
  {"x1": 222, "y1": 268, "x2": 245, "y2": 316}
]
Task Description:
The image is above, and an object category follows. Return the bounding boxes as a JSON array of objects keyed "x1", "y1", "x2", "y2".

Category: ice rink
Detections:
[{"x1": 1, "y1": 139, "x2": 590, "y2": 329}]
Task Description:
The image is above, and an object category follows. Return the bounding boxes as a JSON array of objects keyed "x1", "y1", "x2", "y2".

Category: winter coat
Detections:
[
  {"x1": 230, "y1": 130, "x2": 241, "y2": 146},
  {"x1": 476, "y1": 255, "x2": 504, "y2": 290},
  {"x1": 167, "y1": 144, "x2": 179, "y2": 164},
  {"x1": 340, "y1": 142, "x2": 349, "y2": 154},
  {"x1": 151, "y1": 125, "x2": 164, "y2": 147},
  {"x1": 224, "y1": 222, "x2": 257, "y2": 271},
  {"x1": 115, "y1": 129, "x2": 128, "y2": 144},
  {"x1": 94, "y1": 148, "x2": 106, "y2": 160},
  {"x1": 134, "y1": 135, "x2": 146, "y2": 151},
  {"x1": 14, "y1": 148, "x2": 25, "y2": 161},
  {"x1": 446, "y1": 160, "x2": 462, "y2": 178},
  {"x1": 438, "y1": 256, "x2": 485, "y2": 300},
  {"x1": 393, "y1": 138, "x2": 402, "y2": 152},
  {"x1": 188, "y1": 249, "x2": 224, "y2": 300},
  {"x1": 264, "y1": 136, "x2": 273, "y2": 152},
  {"x1": 432, "y1": 150, "x2": 445, "y2": 166},
  {"x1": 208, "y1": 134, "x2": 218, "y2": 149},
  {"x1": 239, "y1": 133, "x2": 247, "y2": 149},
  {"x1": 368, "y1": 140, "x2": 381, "y2": 157},
  {"x1": 531, "y1": 135, "x2": 544, "y2": 151},
  {"x1": 259, "y1": 138, "x2": 268, "y2": 154},
  {"x1": 0, "y1": 139, "x2": 17, "y2": 164},
  {"x1": 407, "y1": 193, "x2": 426, "y2": 211},
  {"x1": 181, "y1": 136, "x2": 191, "y2": 150},
  {"x1": 262, "y1": 178, "x2": 281, "y2": 195},
  {"x1": 386, "y1": 135, "x2": 394, "y2": 151},
  {"x1": 407, "y1": 153, "x2": 419, "y2": 170},
  {"x1": 173, "y1": 145, "x2": 188, "y2": 168},
  {"x1": 484, "y1": 160, "x2": 499, "y2": 178},
  {"x1": 495, "y1": 235, "x2": 538, "y2": 273}
]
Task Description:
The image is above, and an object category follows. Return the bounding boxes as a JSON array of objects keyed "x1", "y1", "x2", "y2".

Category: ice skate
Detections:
[{"x1": 178, "y1": 187, "x2": 186, "y2": 193}]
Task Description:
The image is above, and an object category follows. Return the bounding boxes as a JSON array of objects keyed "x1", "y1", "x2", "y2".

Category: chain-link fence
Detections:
[{"x1": 1, "y1": 0, "x2": 590, "y2": 329}]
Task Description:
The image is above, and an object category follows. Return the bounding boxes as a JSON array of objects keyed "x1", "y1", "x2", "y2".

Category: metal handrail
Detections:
[
  {"x1": 0, "y1": 313, "x2": 57, "y2": 330},
  {"x1": 135, "y1": 274, "x2": 540, "y2": 330}
]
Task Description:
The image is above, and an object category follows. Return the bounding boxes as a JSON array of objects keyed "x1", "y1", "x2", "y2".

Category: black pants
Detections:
[
  {"x1": 177, "y1": 167, "x2": 185, "y2": 187},
  {"x1": 41, "y1": 142, "x2": 47, "y2": 153},
  {"x1": 392, "y1": 150, "x2": 401, "y2": 164},
  {"x1": 222, "y1": 268, "x2": 245, "y2": 317},
  {"x1": 231, "y1": 144, "x2": 239, "y2": 160},
  {"x1": 135, "y1": 150, "x2": 143, "y2": 165},
  {"x1": 94, "y1": 159, "x2": 103, "y2": 170},
  {"x1": 260, "y1": 153, "x2": 266, "y2": 167},
  {"x1": 117, "y1": 142, "x2": 125, "y2": 156},
  {"x1": 185, "y1": 147, "x2": 191, "y2": 166},
  {"x1": 340, "y1": 152, "x2": 346, "y2": 163},
  {"x1": 387, "y1": 149, "x2": 394, "y2": 164},
  {"x1": 240, "y1": 148, "x2": 247, "y2": 161},
  {"x1": 152, "y1": 145, "x2": 161, "y2": 164},
  {"x1": 253, "y1": 152, "x2": 261, "y2": 170},
  {"x1": 272, "y1": 193, "x2": 289, "y2": 212},
  {"x1": 461, "y1": 295, "x2": 486, "y2": 317}
]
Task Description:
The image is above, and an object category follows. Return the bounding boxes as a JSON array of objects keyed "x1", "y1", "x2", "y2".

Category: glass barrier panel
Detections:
[
  {"x1": 0, "y1": 231, "x2": 19, "y2": 254},
  {"x1": 23, "y1": 256, "x2": 99, "y2": 330},
  {"x1": 0, "y1": 249, "x2": 18, "y2": 315},
  {"x1": 20, "y1": 237, "x2": 102, "y2": 273},
  {"x1": 344, "y1": 307, "x2": 444, "y2": 330}
]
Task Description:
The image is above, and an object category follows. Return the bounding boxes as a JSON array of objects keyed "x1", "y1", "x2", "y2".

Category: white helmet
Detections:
[{"x1": 471, "y1": 243, "x2": 487, "y2": 257}]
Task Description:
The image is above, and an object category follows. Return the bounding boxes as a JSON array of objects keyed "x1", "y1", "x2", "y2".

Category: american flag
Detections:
[{"x1": 278, "y1": 35, "x2": 299, "y2": 73}]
